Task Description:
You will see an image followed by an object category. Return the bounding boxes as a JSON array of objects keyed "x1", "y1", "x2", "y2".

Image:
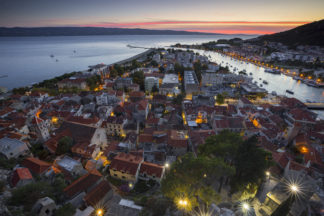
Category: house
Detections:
[
  {"x1": 49, "y1": 122, "x2": 107, "y2": 159},
  {"x1": 11, "y1": 167, "x2": 33, "y2": 187},
  {"x1": 32, "y1": 197, "x2": 56, "y2": 216},
  {"x1": 114, "y1": 77, "x2": 132, "y2": 90},
  {"x1": 54, "y1": 156, "x2": 87, "y2": 179},
  {"x1": 22, "y1": 157, "x2": 51, "y2": 175},
  {"x1": 237, "y1": 97, "x2": 254, "y2": 108},
  {"x1": 167, "y1": 130, "x2": 188, "y2": 156},
  {"x1": 285, "y1": 108, "x2": 316, "y2": 126},
  {"x1": 129, "y1": 91, "x2": 145, "y2": 103},
  {"x1": 109, "y1": 152, "x2": 144, "y2": 183},
  {"x1": 64, "y1": 170, "x2": 103, "y2": 205},
  {"x1": 184, "y1": 71, "x2": 199, "y2": 95},
  {"x1": 212, "y1": 117, "x2": 244, "y2": 134},
  {"x1": 33, "y1": 116, "x2": 50, "y2": 141},
  {"x1": 83, "y1": 180, "x2": 113, "y2": 207},
  {"x1": 145, "y1": 77, "x2": 159, "y2": 92},
  {"x1": 57, "y1": 77, "x2": 88, "y2": 90},
  {"x1": 0, "y1": 137, "x2": 29, "y2": 159},
  {"x1": 128, "y1": 83, "x2": 140, "y2": 92},
  {"x1": 106, "y1": 116, "x2": 127, "y2": 136},
  {"x1": 139, "y1": 161, "x2": 165, "y2": 183}
]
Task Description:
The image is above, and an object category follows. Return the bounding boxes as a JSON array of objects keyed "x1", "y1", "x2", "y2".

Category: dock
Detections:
[{"x1": 305, "y1": 103, "x2": 324, "y2": 110}]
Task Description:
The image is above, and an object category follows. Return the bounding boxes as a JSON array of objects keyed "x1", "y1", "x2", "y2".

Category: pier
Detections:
[{"x1": 305, "y1": 103, "x2": 324, "y2": 110}]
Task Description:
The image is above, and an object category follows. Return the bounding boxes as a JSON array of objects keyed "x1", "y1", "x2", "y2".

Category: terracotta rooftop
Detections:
[
  {"x1": 64, "y1": 171, "x2": 102, "y2": 198},
  {"x1": 110, "y1": 152, "x2": 143, "y2": 175},
  {"x1": 11, "y1": 168, "x2": 33, "y2": 187},
  {"x1": 22, "y1": 157, "x2": 51, "y2": 174},
  {"x1": 139, "y1": 162, "x2": 164, "y2": 178},
  {"x1": 83, "y1": 180, "x2": 111, "y2": 206}
]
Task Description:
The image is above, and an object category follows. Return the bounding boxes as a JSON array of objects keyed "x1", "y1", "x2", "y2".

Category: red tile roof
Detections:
[
  {"x1": 110, "y1": 152, "x2": 143, "y2": 175},
  {"x1": 22, "y1": 157, "x2": 51, "y2": 175},
  {"x1": 272, "y1": 152, "x2": 289, "y2": 169},
  {"x1": 11, "y1": 168, "x2": 33, "y2": 187},
  {"x1": 139, "y1": 162, "x2": 164, "y2": 178},
  {"x1": 64, "y1": 171, "x2": 102, "y2": 198},
  {"x1": 83, "y1": 180, "x2": 111, "y2": 206},
  {"x1": 138, "y1": 134, "x2": 154, "y2": 143}
]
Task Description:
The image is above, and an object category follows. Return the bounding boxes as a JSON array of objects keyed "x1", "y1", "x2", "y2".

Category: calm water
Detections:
[
  {"x1": 0, "y1": 35, "x2": 254, "y2": 89},
  {"x1": 197, "y1": 50, "x2": 324, "y2": 119}
]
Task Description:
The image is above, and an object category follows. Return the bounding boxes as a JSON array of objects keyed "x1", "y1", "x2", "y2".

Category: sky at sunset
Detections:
[{"x1": 0, "y1": 0, "x2": 323, "y2": 35}]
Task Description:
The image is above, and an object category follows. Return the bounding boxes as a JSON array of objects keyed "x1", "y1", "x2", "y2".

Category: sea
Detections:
[{"x1": 0, "y1": 34, "x2": 253, "y2": 89}]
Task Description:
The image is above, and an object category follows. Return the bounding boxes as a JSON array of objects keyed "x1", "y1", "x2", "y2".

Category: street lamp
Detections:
[
  {"x1": 96, "y1": 209, "x2": 104, "y2": 216},
  {"x1": 165, "y1": 162, "x2": 169, "y2": 168},
  {"x1": 242, "y1": 202, "x2": 250, "y2": 211},
  {"x1": 290, "y1": 184, "x2": 299, "y2": 193}
]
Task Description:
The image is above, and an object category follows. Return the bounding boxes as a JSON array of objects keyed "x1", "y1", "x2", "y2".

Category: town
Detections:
[
  {"x1": 0, "y1": 46, "x2": 323, "y2": 216},
  {"x1": 174, "y1": 38, "x2": 324, "y2": 87}
]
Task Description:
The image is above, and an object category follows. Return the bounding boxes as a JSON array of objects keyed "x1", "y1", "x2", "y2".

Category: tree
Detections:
[
  {"x1": 86, "y1": 75, "x2": 101, "y2": 91},
  {"x1": 174, "y1": 63, "x2": 185, "y2": 77},
  {"x1": 150, "y1": 60, "x2": 158, "y2": 67},
  {"x1": 114, "y1": 64, "x2": 125, "y2": 76},
  {"x1": 216, "y1": 94, "x2": 225, "y2": 105},
  {"x1": 198, "y1": 130, "x2": 242, "y2": 161},
  {"x1": 161, "y1": 153, "x2": 234, "y2": 210},
  {"x1": 151, "y1": 84, "x2": 159, "y2": 94},
  {"x1": 193, "y1": 61, "x2": 203, "y2": 83},
  {"x1": 230, "y1": 136, "x2": 273, "y2": 192},
  {"x1": 56, "y1": 136, "x2": 73, "y2": 155},
  {"x1": 109, "y1": 68, "x2": 118, "y2": 78},
  {"x1": 131, "y1": 70, "x2": 145, "y2": 90},
  {"x1": 172, "y1": 93, "x2": 184, "y2": 105},
  {"x1": 55, "y1": 203, "x2": 76, "y2": 216}
]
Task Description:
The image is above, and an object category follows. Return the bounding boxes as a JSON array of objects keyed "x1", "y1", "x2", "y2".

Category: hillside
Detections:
[
  {"x1": 252, "y1": 19, "x2": 324, "y2": 47},
  {"x1": 0, "y1": 27, "x2": 221, "y2": 37}
]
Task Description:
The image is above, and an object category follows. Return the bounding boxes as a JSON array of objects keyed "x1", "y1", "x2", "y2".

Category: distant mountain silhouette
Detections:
[
  {"x1": 0, "y1": 27, "x2": 222, "y2": 36},
  {"x1": 251, "y1": 19, "x2": 324, "y2": 47}
]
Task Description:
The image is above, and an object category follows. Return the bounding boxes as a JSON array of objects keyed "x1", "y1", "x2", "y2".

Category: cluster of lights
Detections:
[{"x1": 178, "y1": 199, "x2": 188, "y2": 206}]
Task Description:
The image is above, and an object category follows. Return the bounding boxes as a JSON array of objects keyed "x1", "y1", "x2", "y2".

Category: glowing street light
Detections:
[
  {"x1": 128, "y1": 183, "x2": 133, "y2": 188},
  {"x1": 290, "y1": 184, "x2": 299, "y2": 193},
  {"x1": 165, "y1": 163, "x2": 169, "y2": 168},
  {"x1": 242, "y1": 202, "x2": 250, "y2": 211},
  {"x1": 96, "y1": 209, "x2": 104, "y2": 216}
]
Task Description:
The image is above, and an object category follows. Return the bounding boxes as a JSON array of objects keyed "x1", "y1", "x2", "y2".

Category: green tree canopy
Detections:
[
  {"x1": 216, "y1": 94, "x2": 225, "y2": 105},
  {"x1": 131, "y1": 70, "x2": 145, "y2": 90},
  {"x1": 56, "y1": 136, "x2": 73, "y2": 155},
  {"x1": 230, "y1": 136, "x2": 273, "y2": 192},
  {"x1": 161, "y1": 153, "x2": 234, "y2": 210}
]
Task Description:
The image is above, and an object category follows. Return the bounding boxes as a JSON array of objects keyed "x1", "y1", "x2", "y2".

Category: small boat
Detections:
[
  {"x1": 271, "y1": 91, "x2": 277, "y2": 96},
  {"x1": 50, "y1": 54, "x2": 54, "y2": 58},
  {"x1": 260, "y1": 84, "x2": 263, "y2": 87},
  {"x1": 56, "y1": 59, "x2": 59, "y2": 62},
  {"x1": 263, "y1": 80, "x2": 268, "y2": 84},
  {"x1": 286, "y1": 89, "x2": 294, "y2": 94},
  {"x1": 0, "y1": 75, "x2": 8, "y2": 78},
  {"x1": 265, "y1": 69, "x2": 280, "y2": 74},
  {"x1": 73, "y1": 50, "x2": 76, "y2": 53},
  {"x1": 259, "y1": 78, "x2": 262, "y2": 80},
  {"x1": 249, "y1": 73, "x2": 252, "y2": 75}
]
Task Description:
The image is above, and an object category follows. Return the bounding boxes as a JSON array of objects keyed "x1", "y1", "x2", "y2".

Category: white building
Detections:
[
  {"x1": 145, "y1": 77, "x2": 159, "y2": 92},
  {"x1": 0, "y1": 138, "x2": 29, "y2": 159}
]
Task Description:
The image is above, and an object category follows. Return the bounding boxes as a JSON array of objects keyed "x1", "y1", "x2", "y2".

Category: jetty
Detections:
[{"x1": 305, "y1": 103, "x2": 324, "y2": 110}]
